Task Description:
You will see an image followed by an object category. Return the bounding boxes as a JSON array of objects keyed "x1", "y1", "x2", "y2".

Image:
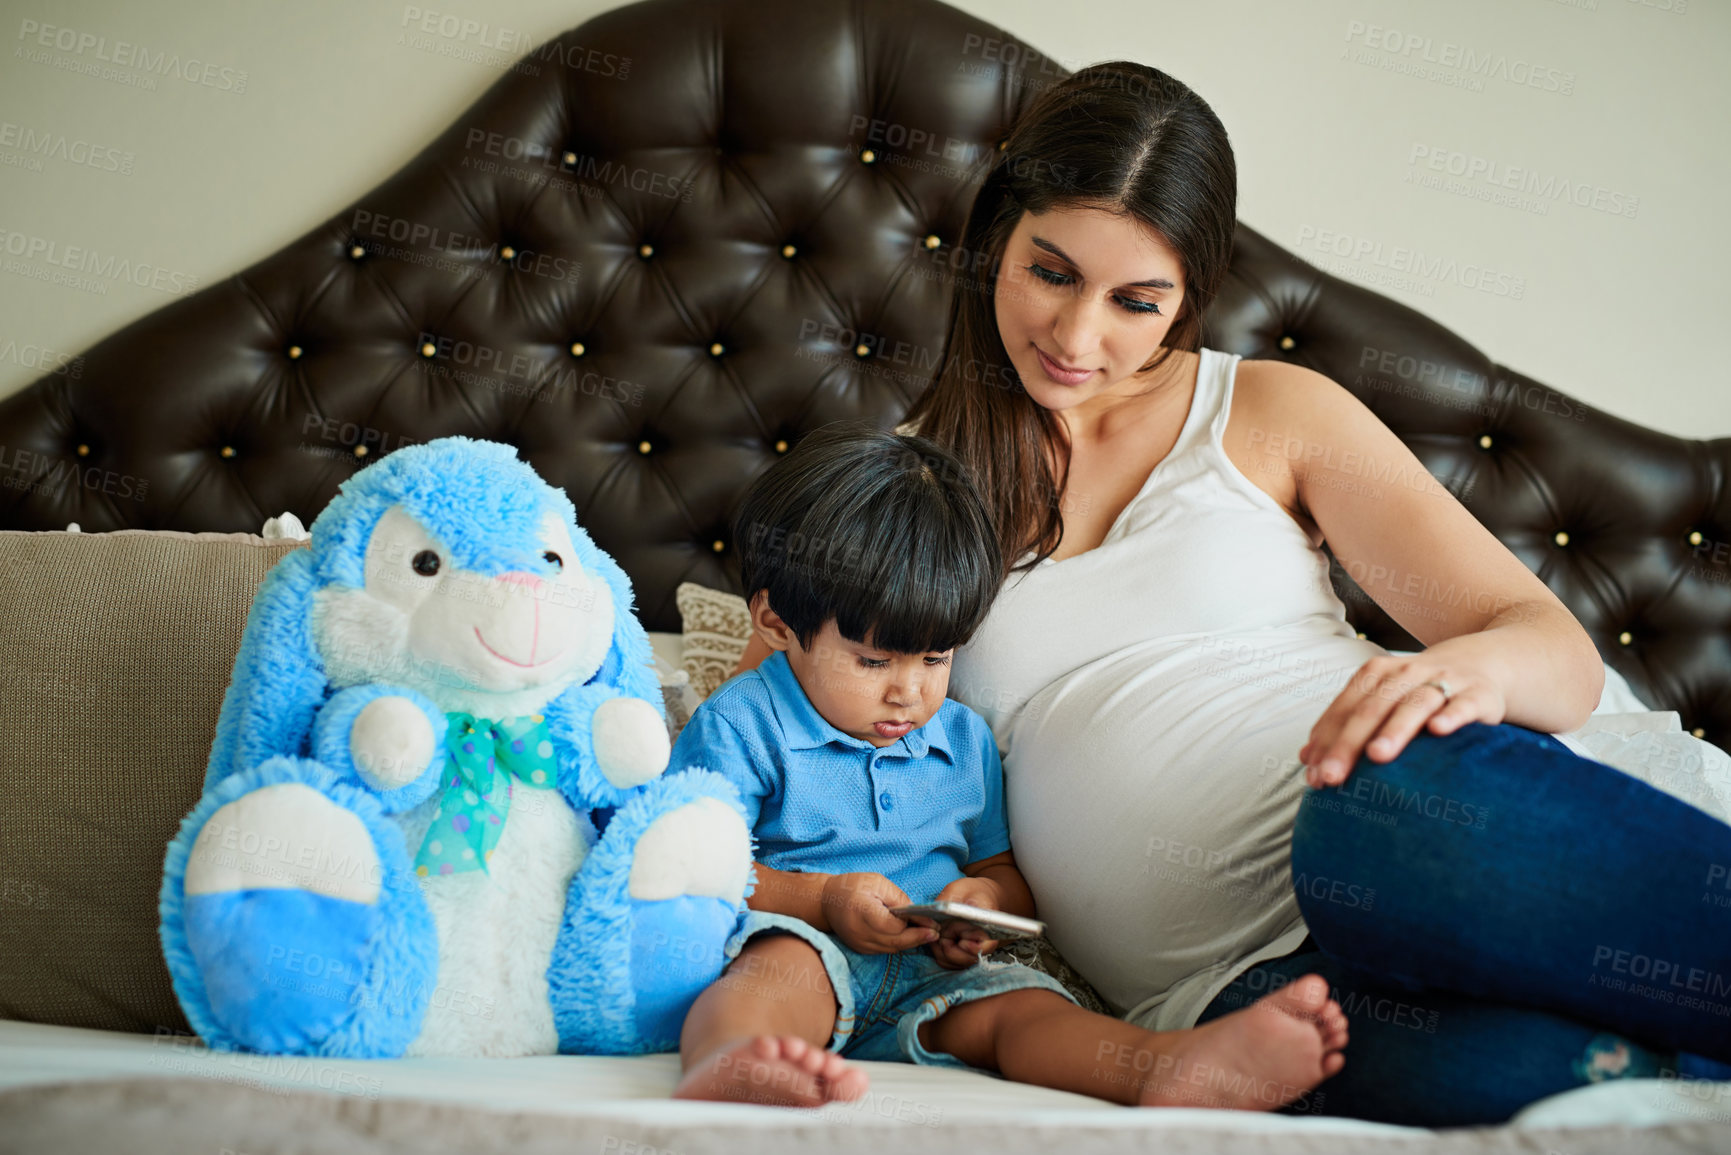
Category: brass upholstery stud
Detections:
[
  {"x1": 563, "y1": 151, "x2": 577, "y2": 166},
  {"x1": 637, "y1": 440, "x2": 652, "y2": 455},
  {"x1": 1689, "y1": 530, "x2": 1704, "y2": 546},
  {"x1": 781, "y1": 243, "x2": 797, "y2": 259},
  {"x1": 1355, "y1": 631, "x2": 1367, "y2": 639},
  {"x1": 1479, "y1": 434, "x2": 1493, "y2": 449},
  {"x1": 924, "y1": 234, "x2": 941, "y2": 250},
  {"x1": 998, "y1": 139, "x2": 1008, "y2": 151},
  {"x1": 421, "y1": 342, "x2": 437, "y2": 358},
  {"x1": 1618, "y1": 631, "x2": 1633, "y2": 646},
  {"x1": 638, "y1": 242, "x2": 654, "y2": 259},
  {"x1": 774, "y1": 439, "x2": 788, "y2": 453},
  {"x1": 860, "y1": 148, "x2": 876, "y2": 164},
  {"x1": 569, "y1": 341, "x2": 586, "y2": 357},
  {"x1": 349, "y1": 244, "x2": 365, "y2": 260},
  {"x1": 499, "y1": 245, "x2": 517, "y2": 261},
  {"x1": 854, "y1": 343, "x2": 871, "y2": 358},
  {"x1": 1278, "y1": 335, "x2": 1296, "y2": 351},
  {"x1": 75, "y1": 444, "x2": 89, "y2": 457},
  {"x1": 709, "y1": 341, "x2": 725, "y2": 357},
  {"x1": 287, "y1": 345, "x2": 303, "y2": 360},
  {"x1": 711, "y1": 539, "x2": 725, "y2": 552},
  {"x1": 1693, "y1": 727, "x2": 1707, "y2": 739},
  {"x1": 1553, "y1": 530, "x2": 1570, "y2": 547},
  {"x1": 219, "y1": 446, "x2": 236, "y2": 459},
  {"x1": 354, "y1": 445, "x2": 368, "y2": 458}
]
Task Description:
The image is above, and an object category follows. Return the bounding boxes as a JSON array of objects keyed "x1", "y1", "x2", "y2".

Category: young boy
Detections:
[{"x1": 664, "y1": 422, "x2": 1347, "y2": 1110}]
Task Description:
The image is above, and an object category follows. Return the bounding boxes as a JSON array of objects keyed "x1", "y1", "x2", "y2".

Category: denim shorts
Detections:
[{"x1": 721, "y1": 909, "x2": 1079, "y2": 1072}]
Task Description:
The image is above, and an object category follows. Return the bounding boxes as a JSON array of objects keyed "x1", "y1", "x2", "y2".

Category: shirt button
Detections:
[{"x1": 879, "y1": 791, "x2": 894, "y2": 811}]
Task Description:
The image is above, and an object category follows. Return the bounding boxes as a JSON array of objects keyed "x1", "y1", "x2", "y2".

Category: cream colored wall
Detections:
[
  {"x1": 958, "y1": 0, "x2": 1727, "y2": 439},
  {"x1": 0, "y1": 0, "x2": 1723, "y2": 437}
]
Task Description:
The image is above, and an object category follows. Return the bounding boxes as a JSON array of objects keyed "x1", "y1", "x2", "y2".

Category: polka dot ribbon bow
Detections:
[{"x1": 412, "y1": 712, "x2": 558, "y2": 878}]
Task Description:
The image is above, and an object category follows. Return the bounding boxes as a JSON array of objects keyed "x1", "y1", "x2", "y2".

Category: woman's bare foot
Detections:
[
  {"x1": 1133, "y1": 974, "x2": 1348, "y2": 1111},
  {"x1": 673, "y1": 1035, "x2": 870, "y2": 1107}
]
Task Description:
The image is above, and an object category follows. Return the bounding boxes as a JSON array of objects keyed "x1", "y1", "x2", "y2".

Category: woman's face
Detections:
[{"x1": 993, "y1": 204, "x2": 1188, "y2": 418}]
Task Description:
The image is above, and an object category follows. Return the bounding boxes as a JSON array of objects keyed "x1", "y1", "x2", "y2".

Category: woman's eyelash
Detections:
[{"x1": 1024, "y1": 263, "x2": 1162, "y2": 315}]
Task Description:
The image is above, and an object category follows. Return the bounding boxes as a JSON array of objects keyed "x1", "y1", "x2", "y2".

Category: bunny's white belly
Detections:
[{"x1": 396, "y1": 785, "x2": 593, "y2": 1056}]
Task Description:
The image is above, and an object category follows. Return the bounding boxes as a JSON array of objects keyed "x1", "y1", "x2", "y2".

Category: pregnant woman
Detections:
[{"x1": 730, "y1": 61, "x2": 1731, "y2": 1126}]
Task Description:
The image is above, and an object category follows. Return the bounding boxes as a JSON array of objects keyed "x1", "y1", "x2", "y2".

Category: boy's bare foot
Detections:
[
  {"x1": 673, "y1": 1035, "x2": 870, "y2": 1107},
  {"x1": 1134, "y1": 974, "x2": 1348, "y2": 1111}
]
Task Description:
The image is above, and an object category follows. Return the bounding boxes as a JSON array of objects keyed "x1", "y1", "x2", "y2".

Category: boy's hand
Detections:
[
  {"x1": 822, "y1": 872, "x2": 938, "y2": 955},
  {"x1": 925, "y1": 877, "x2": 1004, "y2": 970}
]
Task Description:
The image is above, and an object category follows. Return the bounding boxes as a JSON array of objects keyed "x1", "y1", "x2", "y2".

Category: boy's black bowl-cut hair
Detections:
[{"x1": 730, "y1": 420, "x2": 1004, "y2": 656}]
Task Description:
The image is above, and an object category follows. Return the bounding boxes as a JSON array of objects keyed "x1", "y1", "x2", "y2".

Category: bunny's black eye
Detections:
[
  {"x1": 411, "y1": 550, "x2": 441, "y2": 576},
  {"x1": 543, "y1": 551, "x2": 563, "y2": 571}
]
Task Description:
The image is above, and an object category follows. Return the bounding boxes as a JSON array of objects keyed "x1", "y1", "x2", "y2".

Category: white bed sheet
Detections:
[
  {"x1": 0, "y1": 1018, "x2": 1410, "y2": 1136},
  {"x1": 2, "y1": 1017, "x2": 1727, "y2": 1143}
]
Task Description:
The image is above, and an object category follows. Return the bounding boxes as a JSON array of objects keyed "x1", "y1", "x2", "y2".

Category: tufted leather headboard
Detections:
[{"x1": 2, "y1": 0, "x2": 1727, "y2": 741}]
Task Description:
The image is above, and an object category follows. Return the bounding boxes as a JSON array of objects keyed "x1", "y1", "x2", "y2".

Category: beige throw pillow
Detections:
[{"x1": 675, "y1": 581, "x2": 753, "y2": 701}]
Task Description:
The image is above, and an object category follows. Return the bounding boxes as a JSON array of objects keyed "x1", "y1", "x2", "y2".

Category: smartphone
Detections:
[{"x1": 890, "y1": 901, "x2": 1045, "y2": 942}]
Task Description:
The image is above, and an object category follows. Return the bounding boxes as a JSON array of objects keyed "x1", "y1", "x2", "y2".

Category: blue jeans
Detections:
[{"x1": 1199, "y1": 721, "x2": 1731, "y2": 1128}]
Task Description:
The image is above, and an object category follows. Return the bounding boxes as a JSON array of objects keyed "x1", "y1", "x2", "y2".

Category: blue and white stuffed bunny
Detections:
[{"x1": 159, "y1": 436, "x2": 751, "y2": 1058}]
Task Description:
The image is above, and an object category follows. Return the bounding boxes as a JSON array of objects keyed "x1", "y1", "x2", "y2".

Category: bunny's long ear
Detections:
[
  {"x1": 578, "y1": 539, "x2": 662, "y2": 712},
  {"x1": 204, "y1": 550, "x2": 329, "y2": 792}
]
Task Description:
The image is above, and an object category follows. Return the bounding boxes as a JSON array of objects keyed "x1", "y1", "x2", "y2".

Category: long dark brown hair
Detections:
[{"x1": 900, "y1": 61, "x2": 1237, "y2": 577}]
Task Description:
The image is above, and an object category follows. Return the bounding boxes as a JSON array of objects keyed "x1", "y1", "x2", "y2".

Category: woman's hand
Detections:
[
  {"x1": 821, "y1": 872, "x2": 938, "y2": 955},
  {"x1": 1300, "y1": 653, "x2": 1507, "y2": 789},
  {"x1": 923, "y1": 877, "x2": 1005, "y2": 970}
]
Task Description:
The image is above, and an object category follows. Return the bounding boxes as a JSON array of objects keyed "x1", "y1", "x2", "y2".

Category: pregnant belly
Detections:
[{"x1": 1004, "y1": 631, "x2": 1376, "y2": 1016}]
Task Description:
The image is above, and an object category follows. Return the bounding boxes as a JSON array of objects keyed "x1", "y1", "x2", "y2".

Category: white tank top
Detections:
[{"x1": 912, "y1": 348, "x2": 1390, "y2": 1030}]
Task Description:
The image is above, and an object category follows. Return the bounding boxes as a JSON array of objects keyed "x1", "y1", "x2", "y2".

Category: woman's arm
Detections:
[{"x1": 1231, "y1": 360, "x2": 1604, "y2": 785}]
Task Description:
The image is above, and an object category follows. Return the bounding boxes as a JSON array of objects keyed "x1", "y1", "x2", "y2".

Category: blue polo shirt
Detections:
[{"x1": 664, "y1": 649, "x2": 1011, "y2": 905}]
